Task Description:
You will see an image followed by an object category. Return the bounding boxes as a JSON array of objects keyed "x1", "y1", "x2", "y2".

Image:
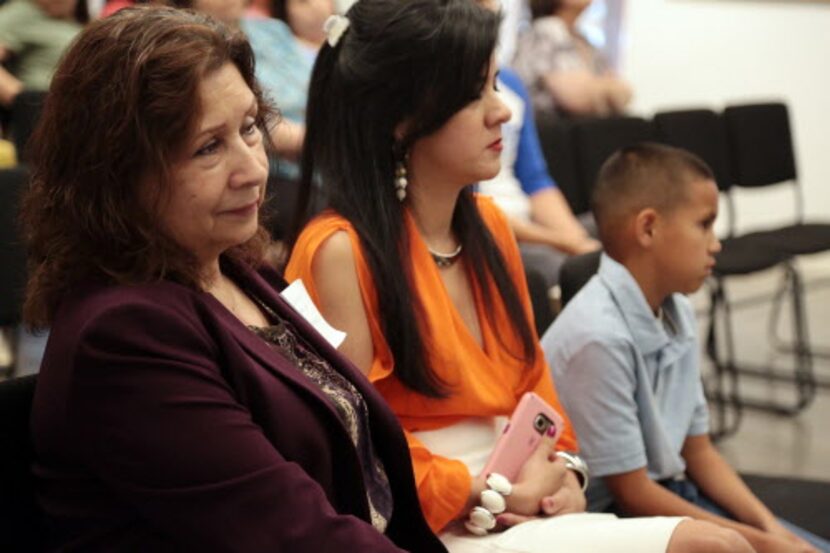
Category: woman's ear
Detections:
[{"x1": 394, "y1": 118, "x2": 411, "y2": 142}]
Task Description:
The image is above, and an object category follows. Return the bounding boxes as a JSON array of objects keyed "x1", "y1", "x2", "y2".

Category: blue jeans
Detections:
[{"x1": 661, "y1": 478, "x2": 830, "y2": 552}]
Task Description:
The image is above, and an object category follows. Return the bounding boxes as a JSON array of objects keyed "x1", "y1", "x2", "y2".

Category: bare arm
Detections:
[
  {"x1": 605, "y1": 462, "x2": 815, "y2": 552},
  {"x1": 0, "y1": 64, "x2": 22, "y2": 107},
  {"x1": 528, "y1": 187, "x2": 599, "y2": 253},
  {"x1": 310, "y1": 231, "x2": 375, "y2": 376},
  {"x1": 509, "y1": 216, "x2": 597, "y2": 255},
  {"x1": 683, "y1": 435, "x2": 817, "y2": 551},
  {"x1": 268, "y1": 119, "x2": 305, "y2": 159},
  {"x1": 542, "y1": 70, "x2": 631, "y2": 117}
]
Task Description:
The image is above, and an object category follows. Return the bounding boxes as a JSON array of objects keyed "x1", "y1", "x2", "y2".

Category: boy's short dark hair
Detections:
[{"x1": 592, "y1": 142, "x2": 715, "y2": 256}]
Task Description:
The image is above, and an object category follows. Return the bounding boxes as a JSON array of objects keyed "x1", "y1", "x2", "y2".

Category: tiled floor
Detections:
[{"x1": 692, "y1": 253, "x2": 830, "y2": 482}]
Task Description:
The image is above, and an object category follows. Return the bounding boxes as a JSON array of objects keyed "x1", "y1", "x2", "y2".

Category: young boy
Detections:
[{"x1": 541, "y1": 143, "x2": 827, "y2": 553}]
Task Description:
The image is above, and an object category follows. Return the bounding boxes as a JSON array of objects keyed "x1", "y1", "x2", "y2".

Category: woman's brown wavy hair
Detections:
[{"x1": 21, "y1": 6, "x2": 277, "y2": 328}]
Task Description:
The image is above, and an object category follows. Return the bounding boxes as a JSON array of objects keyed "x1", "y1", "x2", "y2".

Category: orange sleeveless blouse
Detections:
[{"x1": 285, "y1": 195, "x2": 578, "y2": 532}]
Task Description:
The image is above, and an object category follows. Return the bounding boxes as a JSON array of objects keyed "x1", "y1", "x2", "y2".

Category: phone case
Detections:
[{"x1": 481, "y1": 392, "x2": 565, "y2": 481}]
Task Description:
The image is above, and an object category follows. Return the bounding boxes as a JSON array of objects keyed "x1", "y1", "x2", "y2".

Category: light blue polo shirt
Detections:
[{"x1": 541, "y1": 253, "x2": 709, "y2": 512}]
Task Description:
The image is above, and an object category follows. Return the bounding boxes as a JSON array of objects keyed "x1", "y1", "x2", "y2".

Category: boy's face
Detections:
[{"x1": 652, "y1": 178, "x2": 721, "y2": 295}]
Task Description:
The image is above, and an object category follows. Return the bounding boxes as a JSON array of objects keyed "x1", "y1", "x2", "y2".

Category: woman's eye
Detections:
[
  {"x1": 195, "y1": 139, "x2": 220, "y2": 157},
  {"x1": 242, "y1": 120, "x2": 258, "y2": 136}
]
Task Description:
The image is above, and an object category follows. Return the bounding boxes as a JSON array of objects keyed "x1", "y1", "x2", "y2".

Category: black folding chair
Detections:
[
  {"x1": 723, "y1": 103, "x2": 830, "y2": 358},
  {"x1": 0, "y1": 374, "x2": 47, "y2": 552},
  {"x1": 525, "y1": 265, "x2": 556, "y2": 336},
  {"x1": 9, "y1": 91, "x2": 47, "y2": 164},
  {"x1": 654, "y1": 107, "x2": 816, "y2": 436},
  {"x1": 558, "y1": 250, "x2": 602, "y2": 309},
  {"x1": 571, "y1": 116, "x2": 656, "y2": 202},
  {"x1": 0, "y1": 166, "x2": 29, "y2": 377},
  {"x1": 535, "y1": 115, "x2": 588, "y2": 215},
  {"x1": 724, "y1": 103, "x2": 830, "y2": 258}
]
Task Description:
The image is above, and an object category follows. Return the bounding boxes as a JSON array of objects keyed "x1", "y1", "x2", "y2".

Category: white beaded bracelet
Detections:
[{"x1": 465, "y1": 473, "x2": 513, "y2": 535}]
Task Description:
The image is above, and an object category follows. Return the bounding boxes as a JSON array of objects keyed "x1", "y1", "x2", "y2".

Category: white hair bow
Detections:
[{"x1": 323, "y1": 14, "x2": 350, "y2": 48}]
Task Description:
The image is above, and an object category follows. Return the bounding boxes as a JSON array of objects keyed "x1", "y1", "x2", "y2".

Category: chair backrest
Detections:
[
  {"x1": 571, "y1": 116, "x2": 656, "y2": 204},
  {"x1": 653, "y1": 108, "x2": 733, "y2": 192},
  {"x1": 535, "y1": 115, "x2": 589, "y2": 214},
  {"x1": 559, "y1": 250, "x2": 602, "y2": 308},
  {"x1": 10, "y1": 91, "x2": 47, "y2": 164},
  {"x1": 723, "y1": 102, "x2": 798, "y2": 188},
  {"x1": 0, "y1": 166, "x2": 29, "y2": 326},
  {"x1": 0, "y1": 374, "x2": 46, "y2": 552},
  {"x1": 524, "y1": 265, "x2": 555, "y2": 335}
]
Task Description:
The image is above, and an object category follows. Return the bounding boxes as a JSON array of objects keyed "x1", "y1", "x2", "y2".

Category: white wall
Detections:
[{"x1": 620, "y1": 0, "x2": 830, "y2": 239}]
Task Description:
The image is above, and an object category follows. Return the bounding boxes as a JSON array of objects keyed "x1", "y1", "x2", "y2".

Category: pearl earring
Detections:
[{"x1": 394, "y1": 160, "x2": 408, "y2": 202}]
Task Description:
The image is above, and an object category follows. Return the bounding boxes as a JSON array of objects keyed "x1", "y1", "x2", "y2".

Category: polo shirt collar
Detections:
[{"x1": 597, "y1": 253, "x2": 696, "y2": 358}]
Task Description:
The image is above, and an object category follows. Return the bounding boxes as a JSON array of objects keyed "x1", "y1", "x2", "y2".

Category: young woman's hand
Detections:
[
  {"x1": 539, "y1": 469, "x2": 586, "y2": 517},
  {"x1": 502, "y1": 435, "x2": 567, "y2": 516}
]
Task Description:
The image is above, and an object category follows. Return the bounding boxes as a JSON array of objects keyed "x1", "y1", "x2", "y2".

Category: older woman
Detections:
[{"x1": 22, "y1": 7, "x2": 444, "y2": 552}]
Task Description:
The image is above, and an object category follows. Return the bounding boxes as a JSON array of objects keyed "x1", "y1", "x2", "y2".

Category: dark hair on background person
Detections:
[
  {"x1": 270, "y1": 0, "x2": 288, "y2": 21},
  {"x1": 528, "y1": 0, "x2": 562, "y2": 19},
  {"x1": 291, "y1": 0, "x2": 537, "y2": 397},
  {"x1": 20, "y1": 6, "x2": 277, "y2": 328}
]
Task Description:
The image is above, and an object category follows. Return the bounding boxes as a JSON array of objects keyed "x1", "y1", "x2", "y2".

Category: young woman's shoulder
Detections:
[{"x1": 290, "y1": 210, "x2": 359, "y2": 262}]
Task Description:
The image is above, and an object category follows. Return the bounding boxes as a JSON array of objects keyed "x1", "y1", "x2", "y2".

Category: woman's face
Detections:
[
  {"x1": 408, "y1": 59, "x2": 511, "y2": 188},
  {"x1": 191, "y1": 0, "x2": 246, "y2": 24},
  {"x1": 285, "y1": 0, "x2": 333, "y2": 45},
  {"x1": 157, "y1": 63, "x2": 268, "y2": 266}
]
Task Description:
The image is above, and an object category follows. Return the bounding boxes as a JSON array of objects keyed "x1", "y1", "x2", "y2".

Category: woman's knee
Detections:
[{"x1": 667, "y1": 520, "x2": 754, "y2": 553}]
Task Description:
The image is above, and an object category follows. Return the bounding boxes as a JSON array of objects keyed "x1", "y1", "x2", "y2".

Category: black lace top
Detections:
[{"x1": 248, "y1": 302, "x2": 393, "y2": 532}]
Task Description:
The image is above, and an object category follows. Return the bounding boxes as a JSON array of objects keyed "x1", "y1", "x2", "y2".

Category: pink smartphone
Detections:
[{"x1": 481, "y1": 392, "x2": 565, "y2": 481}]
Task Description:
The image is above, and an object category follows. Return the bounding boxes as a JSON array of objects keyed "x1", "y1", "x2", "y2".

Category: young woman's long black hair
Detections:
[{"x1": 293, "y1": 0, "x2": 537, "y2": 397}]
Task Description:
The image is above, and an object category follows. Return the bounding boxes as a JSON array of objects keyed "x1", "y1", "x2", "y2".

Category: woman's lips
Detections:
[{"x1": 220, "y1": 200, "x2": 258, "y2": 216}]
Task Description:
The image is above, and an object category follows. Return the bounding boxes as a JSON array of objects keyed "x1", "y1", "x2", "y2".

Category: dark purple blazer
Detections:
[{"x1": 31, "y1": 259, "x2": 446, "y2": 553}]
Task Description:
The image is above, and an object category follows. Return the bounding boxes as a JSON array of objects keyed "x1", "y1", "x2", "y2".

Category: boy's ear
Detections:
[{"x1": 633, "y1": 208, "x2": 659, "y2": 248}]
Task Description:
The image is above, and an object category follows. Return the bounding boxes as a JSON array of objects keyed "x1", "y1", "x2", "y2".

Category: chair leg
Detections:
[
  {"x1": 767, "y1": 268, "x2": 830, "y2": 370},
  {"x1": 720, "y1": 264, "x2": 817, "y2": 415},
  {"x1": 705, "y1": 278, "x2": 743, "y2": 439}
]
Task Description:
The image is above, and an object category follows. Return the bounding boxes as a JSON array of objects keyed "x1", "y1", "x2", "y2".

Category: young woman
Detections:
[{"x1": 286, "y1": 0, "x2": 750, "y2": 551}]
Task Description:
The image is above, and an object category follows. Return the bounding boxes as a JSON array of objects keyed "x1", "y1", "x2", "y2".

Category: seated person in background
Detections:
[
  {"x1": 246, "y1": 0, "x2": 334, "y2": 179},
  {"x1": 173, "y1": 0, "x2": 329, "y2": 167},
  {"x1": 542, "y1": 143, "x2": 828, "y2": 553},
  {"x1": 22, "y1": 8, "x2": 445, "y2": 551},
  {"x1": 286, "y1": 0, "x2": 751, "y2": 551},
  {"x1": 0, "y1": 0, "x2": 86, "y2": 107},
  {"x1": 512, "y1": 0, "x2": 631, "y2": 119},
  {"x1": 478, "y1": 66, "x2": 599, "y2": 290}
]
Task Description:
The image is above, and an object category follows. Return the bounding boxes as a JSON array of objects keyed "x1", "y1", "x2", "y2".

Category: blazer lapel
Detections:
[
  {"x1": 227, "y1": 262, "x2": 417, "y2": 477},
  {"x1": 205, "y1": 261, "x2": 349, "y2": 430},
  {"x1": 229, "y1": 260, "x2": 437, "y2": 536}
]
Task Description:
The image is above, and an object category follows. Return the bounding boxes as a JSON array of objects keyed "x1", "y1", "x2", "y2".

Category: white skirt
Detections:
[{"x1": 413, "y1": 418, "x2": 684, "y2": 553}]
